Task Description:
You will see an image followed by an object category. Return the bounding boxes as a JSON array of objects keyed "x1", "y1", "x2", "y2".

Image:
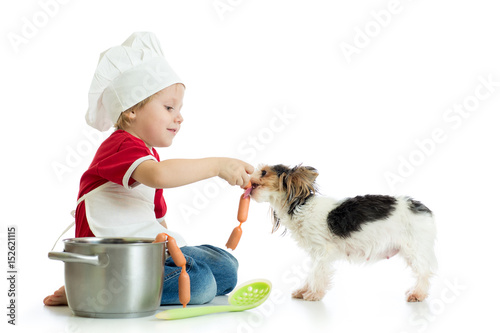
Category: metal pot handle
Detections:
[{"x1": 48, "y1": 251, "x2": 109, "y2": 267}]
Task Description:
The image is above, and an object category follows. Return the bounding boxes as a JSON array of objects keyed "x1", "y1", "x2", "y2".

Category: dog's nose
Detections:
[{"x1": 250, "y1": 182, "x2": 260, "y2": 189}]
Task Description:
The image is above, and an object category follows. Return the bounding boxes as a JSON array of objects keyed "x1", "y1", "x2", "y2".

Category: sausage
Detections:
[
  {"x1": 225, "y1": 224, "x2": 242, "y2": 250},
  {"x1": 237, "y1": 194, "x2": 250, "y2": 223},
  {"x1": 152, "y1": 233, "x2": 167, "y2": 243},
  {"x1": 166, "y1": 236, "x2": 186, "y2": 267},
  {"x1": 178, "y1": 267, "x2": 191, "y2": 308}
]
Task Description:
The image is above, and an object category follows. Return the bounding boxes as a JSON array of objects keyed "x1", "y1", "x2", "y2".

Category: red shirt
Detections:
[{"x1": 75, "y1": 130, "x2": 166, "y2": 237}]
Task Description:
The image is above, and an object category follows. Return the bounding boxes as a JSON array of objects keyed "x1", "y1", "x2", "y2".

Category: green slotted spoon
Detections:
[{"x1": 156, "y1": 279, "x2": 272, "y2": 320}]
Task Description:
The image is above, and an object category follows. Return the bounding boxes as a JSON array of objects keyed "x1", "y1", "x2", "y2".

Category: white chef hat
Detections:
[{"x1": 85, "y1": 32, "x2": 184, "y2": 131}]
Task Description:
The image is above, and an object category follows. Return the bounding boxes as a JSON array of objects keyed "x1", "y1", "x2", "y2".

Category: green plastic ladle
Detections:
[{"x1": 155, "y1": 279, "x2": 272, "y2": 320}]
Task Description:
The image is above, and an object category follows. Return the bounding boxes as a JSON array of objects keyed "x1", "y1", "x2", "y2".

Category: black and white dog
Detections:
[{"x1": 248, "y1": 164, "x2": 437, "y2": 302}]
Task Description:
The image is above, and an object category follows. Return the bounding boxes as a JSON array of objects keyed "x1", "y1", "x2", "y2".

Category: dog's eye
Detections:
[{"x1": 261, "y1": 170, "x2": 267, "y2": 177}]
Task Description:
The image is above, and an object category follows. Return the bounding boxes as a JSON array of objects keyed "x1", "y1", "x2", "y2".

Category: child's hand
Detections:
[{"x1": 217, "y1": 158, "x2": 254, "y2": 187}]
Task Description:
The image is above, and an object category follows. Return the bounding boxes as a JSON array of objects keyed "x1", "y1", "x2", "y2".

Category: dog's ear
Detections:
[{"x1": 281, "y1": 165, "x2": 318, "y2": 215}]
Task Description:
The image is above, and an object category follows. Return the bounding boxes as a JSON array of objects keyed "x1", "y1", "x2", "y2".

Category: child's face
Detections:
[{"x1": 128, "y1": 83, "x2": 185, "y2": 148}]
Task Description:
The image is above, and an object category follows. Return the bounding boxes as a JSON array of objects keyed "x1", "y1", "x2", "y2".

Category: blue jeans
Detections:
[{"x1": 161, "y1": 245, "x2": 239, "y2": 305}]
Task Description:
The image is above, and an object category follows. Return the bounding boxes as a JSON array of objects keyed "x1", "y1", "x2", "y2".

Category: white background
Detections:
[{"x1": 1, "y1": 0, "x2": 499, "y2": 332}]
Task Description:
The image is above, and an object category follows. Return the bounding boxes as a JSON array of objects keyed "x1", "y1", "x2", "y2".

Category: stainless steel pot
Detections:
[{"x1": 49, "y1": 237, "x2": 166, "y2": 318}]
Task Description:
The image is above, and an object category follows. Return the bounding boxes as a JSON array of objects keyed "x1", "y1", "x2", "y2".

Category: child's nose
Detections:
[{"x1": 176, "y1": 113, "x2": 183, "y2": 124}]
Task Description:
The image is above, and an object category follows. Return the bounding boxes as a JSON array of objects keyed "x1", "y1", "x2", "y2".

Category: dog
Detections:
[{"x1": 248, "y1": 164, "x2": 437, "y2": 302}]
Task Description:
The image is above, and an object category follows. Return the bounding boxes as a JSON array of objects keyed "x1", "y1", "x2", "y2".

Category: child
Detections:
[{"x1": 44, "y1": 32, "x2": 254, "y2": 306}]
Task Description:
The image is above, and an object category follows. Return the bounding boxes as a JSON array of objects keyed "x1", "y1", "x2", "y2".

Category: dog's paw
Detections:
[
  {"x1": 302, "y1": 290, "x2": 325, "y2": 301},
  {"x1": 406, "y1": 290, "x2": 427, "y2": 302},
  {"x1": 292, "y1": 287, "x2": 325, "y2": 301},
  {"x1": 291, "y1": 286, "x2": 308, "y2": 299}
]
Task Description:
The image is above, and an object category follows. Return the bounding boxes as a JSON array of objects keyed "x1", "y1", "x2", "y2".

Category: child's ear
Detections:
[
  {"x1": 124, "y1": 110, "x2": 136, "y2": 123},
  {"x1": 115, "y1": 109, "x2": 135, "y2": 130}
]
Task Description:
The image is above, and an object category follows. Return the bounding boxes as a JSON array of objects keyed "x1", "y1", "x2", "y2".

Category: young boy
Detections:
[{"x1": 44, "y1": 32, "x2": 254, "y2": 306}]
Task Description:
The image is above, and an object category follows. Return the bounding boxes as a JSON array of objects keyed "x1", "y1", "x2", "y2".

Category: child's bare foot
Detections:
[{"x1": 43, "y1": 286, "x2": 68, "y2": 306}]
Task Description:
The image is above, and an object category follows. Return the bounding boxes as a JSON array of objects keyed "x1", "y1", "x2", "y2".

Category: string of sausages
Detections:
[
  {"x1": 225, "y1": 181, "x2": 251, "y2": 250},
  {"x1": 153, "y1": 181, "x2": 251, "y2": 307},
  {"x1": 153, "y1": 233, "x2": 190, "y2": 308}
]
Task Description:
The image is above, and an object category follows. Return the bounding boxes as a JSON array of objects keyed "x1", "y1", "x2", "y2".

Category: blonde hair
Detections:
[{"x1": 114, "y1": 93, "x2": 157, "y2": 130}]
